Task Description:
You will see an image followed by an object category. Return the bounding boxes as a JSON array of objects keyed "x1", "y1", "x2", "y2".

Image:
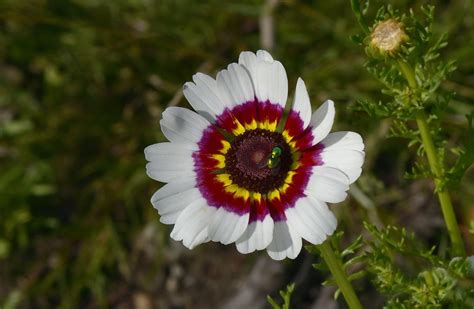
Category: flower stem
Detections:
[
  {"x1": 398, "y1": 60, "x2": 465, "y2": 257},
  {"x1": 416, "y1": 114, "x2": 465, "y2": 256},
  {"x1": 318, "y1": 240, "x2": 363, "y2": 309}
]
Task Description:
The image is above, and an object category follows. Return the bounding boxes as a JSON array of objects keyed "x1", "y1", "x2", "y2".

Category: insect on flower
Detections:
[{"x1": 145, "y1": 50, "x2": 365, "y2": 260}]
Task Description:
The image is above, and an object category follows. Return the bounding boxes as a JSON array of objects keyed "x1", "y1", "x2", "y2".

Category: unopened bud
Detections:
[{"x1": 370, "y1": 19, "x2": 407, "y2": 55}]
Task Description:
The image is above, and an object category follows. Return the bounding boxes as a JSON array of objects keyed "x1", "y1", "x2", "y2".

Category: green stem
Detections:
[
  {"x1": 318, "y1": 240, "x2": 363, "y2": 309},
  {"x1": 398, "y1": 60, "x2": 465, "y2": 257},
  {"x1": 416, "y1": 115, "x2": 465, "y2": 256},
  {"x1": 398, "y1": 60, "x2": 418, "y2": 90}
]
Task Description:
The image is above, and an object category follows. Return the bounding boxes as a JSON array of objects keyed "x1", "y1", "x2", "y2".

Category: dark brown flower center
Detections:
[{"x1": 225, "y1": 129, "x2": 293, "y2": 193}]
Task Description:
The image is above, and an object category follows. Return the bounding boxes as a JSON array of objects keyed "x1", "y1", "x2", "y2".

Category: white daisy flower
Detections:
[{"x1": 145, "y1": 50, "x2": 365, "y2": 260}]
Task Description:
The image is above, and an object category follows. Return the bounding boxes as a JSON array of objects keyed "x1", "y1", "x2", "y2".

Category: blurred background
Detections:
[{"x1": 0, "y1": 0, "x2": 473, "y2": 308}]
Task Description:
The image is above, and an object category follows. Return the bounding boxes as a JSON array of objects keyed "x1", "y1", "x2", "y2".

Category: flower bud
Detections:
[{"x1": 369, "y1": 19, "x2": 407, "y2": 55}]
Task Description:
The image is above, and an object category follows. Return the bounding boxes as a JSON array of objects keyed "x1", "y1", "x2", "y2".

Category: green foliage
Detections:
[
  {"x1": 0, "y1": 0, "x2": 169, "y2": 306},
  {"x1": 267, "y1": 283, "x2": 295, "y2": 309},
  {"x1": 354, "y1": 3, "x2": 473, "y2": 186},
  {"x1": 341, "y1": 2, "x2": 474, "y2": 307},
  {"x1": 307, "y1": 233, "x2": 365, "y2": 300},
  {"x1": 362, "y1": 223, "x2": 474, "y2": 308},
  {"x1": 359, "y1": 5, "x2": 455, "y2": 115},
  {"x1": 447, "y1": 112, "x2": 474, "y2": 187}
]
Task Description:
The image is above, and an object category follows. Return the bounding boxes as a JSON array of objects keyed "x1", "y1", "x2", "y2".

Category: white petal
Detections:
[
  {"x1": 266, "y1": 221, "x2": 302, "y2": 260},
  {"x1": 305, "y1": 166, "x2": 350, "y2": 203},
  {"x1": 320, "y1": 151, "x2": 364, "y2": 184},
  {"x1": 256, "y1": 49, "x2": 274, "y2": 62},
  {"x1": 255, "y1": 60, "x2": 288, "y2": 108},
  {"x1": 238, "y1": 51, "x2": 258, "y2": 84},
  {"x1": 144, "y1": 142, "x2": 197, "y2": 161},
  {"x1": 321, "y1": 131, "x2": 365, "y2": 152},
  {"x1": 145, "y1": 150, "x2": 194, "y2": 183},
  {"x1": 238, "y1": 50, "x2": 287, "y2": 108},
  {"x1": 160, "y1": 106, "x2": 210, "y2": 143},
  {"x1": 291, "y1": 78, "x2": 312, "y2": 129},
  {"x1": 320, "y1": 131, "x2": 365, "y2": 183},
  {"x1": 309, "y1": 100, "x2": 335, "y2": 145},
  {"x1": 208, "y1": 208, "x2": 249, "y2": 245},
  {"x1": 151, "y1": 182, "x2": 200, "y2": 224},
  {"x1": 151, "y1": 186, "x2": 199, "y2": 217},
  {"x1": 307, "y1": 196, "x2": 338, "y2": 235},
  {"x1": 216, "y1": 63, "x2": 254, "y2": 107},
  {"x1": 170, "y1": 198, "x2": 216, "y2": 249},
  {"x1": 285, "y1": 196, "x2": 336, "y2": 245},
  {"x1": 183, "y1": 73, "x2": 226, "y2": 122},
  {"x1": 236, "y1": 215, "x2": 274, "y2": 253},
  {"x1": 151, "y1": 178, "x2": 196, "y2": 201}
]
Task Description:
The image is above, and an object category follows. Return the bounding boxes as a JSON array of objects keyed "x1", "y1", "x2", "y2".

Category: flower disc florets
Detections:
[{"x1": 225, "y1": 129, "x2": 293, "y2": 193}]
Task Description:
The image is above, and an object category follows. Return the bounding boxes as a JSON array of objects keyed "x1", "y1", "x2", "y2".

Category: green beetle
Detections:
[{"x1": 267, "y1": 146, "x2": 282, "y2": 169}]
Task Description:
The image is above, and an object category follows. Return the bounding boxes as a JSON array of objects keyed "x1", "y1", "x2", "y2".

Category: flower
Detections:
[{"x1": 145, "y1": 50, "x2": 364, "y2": 260}]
